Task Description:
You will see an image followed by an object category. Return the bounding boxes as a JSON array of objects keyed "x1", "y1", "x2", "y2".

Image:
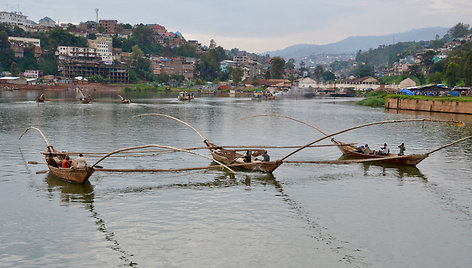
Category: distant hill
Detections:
[{"x1": 267, "y1": 27, "x2": 449, "y2": 60}]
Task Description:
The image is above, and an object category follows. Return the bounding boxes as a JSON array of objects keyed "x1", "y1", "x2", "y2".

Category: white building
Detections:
[
  {"x1": 88, "y1": 36, "x2": 114, "y2": 63},
  {"x1": 298, "y1": 77, "x2": 319, "y2": 88},
  {"x1": 0, "y1": 11, "x2": 31, "y2": 27},
  {"x1": 7, "y1": 37, "x2": 41, "y2": 47}
]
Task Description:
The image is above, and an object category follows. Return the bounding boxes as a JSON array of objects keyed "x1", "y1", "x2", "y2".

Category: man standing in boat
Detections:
[{"x1": 398, "y1": 143, "x2": 406, "y2": 156}]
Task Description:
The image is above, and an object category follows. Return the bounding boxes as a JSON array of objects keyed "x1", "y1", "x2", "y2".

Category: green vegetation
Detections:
[
  {"x1": 356, "y1": 90, "x2": 387, "y2": 107},
  {"x1": 123, "y1": 83, "x2": 168, "y2": 93}
]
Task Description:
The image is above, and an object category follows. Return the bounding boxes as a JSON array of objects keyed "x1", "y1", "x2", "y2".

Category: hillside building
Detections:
[{"x1": 0, "y1": 11, "x2": 31, "y2": 27}]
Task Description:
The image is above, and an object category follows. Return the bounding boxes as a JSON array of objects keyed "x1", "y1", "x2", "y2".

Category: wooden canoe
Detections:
[
  {"x1": 35, "y1": 94, "x2": 45, "y2": 102},
  {"x1": 204, "y1": 140, "x2": 280, "y2": 173},
  {"x1": 47, "y1": 165, "x2": 95, "y2": 184},
  {"x1": 331, "y1": 138, "x2": 428, "y2": 166},
  {"x1": 44, "y1": 147, "x2": 94, "y2": 184},
  {"x1": 178, "y1": 92, "x2": 194, "y2": 101}
]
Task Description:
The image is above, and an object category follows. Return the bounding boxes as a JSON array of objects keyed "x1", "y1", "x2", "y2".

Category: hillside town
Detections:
[{"x1": 1, "y1": 10, "x2": 472, "y2": 96}]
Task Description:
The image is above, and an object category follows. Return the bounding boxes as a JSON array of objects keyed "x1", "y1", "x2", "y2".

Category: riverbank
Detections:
[
  {"x1": 385, "y1": 96, "x2": 472, "y2": 114},
  {"x1": 0, "y1": 83, "x2": 127, "y2": 92}
]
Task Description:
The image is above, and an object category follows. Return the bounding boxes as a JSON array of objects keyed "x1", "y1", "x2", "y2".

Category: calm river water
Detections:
[{"x1": 1, "y1": 91, "x2": 472, "y2": 267}]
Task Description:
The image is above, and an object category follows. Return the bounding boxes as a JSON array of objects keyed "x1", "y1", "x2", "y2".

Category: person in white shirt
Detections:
[{"x1": 76, "y1": 154, "x2": 87, "y2": 168}]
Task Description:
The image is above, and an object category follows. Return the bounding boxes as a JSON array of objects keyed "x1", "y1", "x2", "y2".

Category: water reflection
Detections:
[
  {"x1": 43, "y1": 173, "x2": 138, "y2": 267},
  {"x1": 361, "y1": 162, "x2": 427, "y2": 180}
]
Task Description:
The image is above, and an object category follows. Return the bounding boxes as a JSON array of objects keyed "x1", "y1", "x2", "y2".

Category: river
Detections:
[{"x1": 1, "y1": 91, "x2": 472, "y2": 267}]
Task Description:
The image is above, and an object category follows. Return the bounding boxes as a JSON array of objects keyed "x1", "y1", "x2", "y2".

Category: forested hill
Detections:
[{"x1": 268, "y1": 27, "x2": 448, "y2": 60}]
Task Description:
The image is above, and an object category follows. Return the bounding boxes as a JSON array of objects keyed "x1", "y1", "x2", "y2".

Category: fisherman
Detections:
[
  {"x1": 76, "y1": 153, "x2": 87, "y2": 168},
  {"x1": 398, "y1": 143, "x2": 406, "y2": 156},
  {"x1": 362, "y1": 144, "x2": 373, "y2": 154},
  {"x1": 46, "y1": 153, "x2": 59, "y2": 168},
  {"x1": 262, "y1": 151, "x2": 270, "y2": 162},
  {"x1": 242, "y1": 150, "x2": 252, "y2": 163},
  {"x1": 356, "y1": 145, "x2": 365, "y2": 153},
  {"x1": 60, "y1": 156, "x2": 71, "y2": 168},
  {"x1": 379, "y1": 143, "x2": 389, "y2": 155}
]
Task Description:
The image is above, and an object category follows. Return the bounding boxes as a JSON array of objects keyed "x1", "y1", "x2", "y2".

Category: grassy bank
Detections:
[{"x1": 356, "y1": 91, "x2": 387, "y2": 107}]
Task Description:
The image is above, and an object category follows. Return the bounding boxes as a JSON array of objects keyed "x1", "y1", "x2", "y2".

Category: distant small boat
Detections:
[
  {"x1": 118, "y1": 95, "x2": 131, "y2": 104},
  {"x1": 178, "y1": 91, "x2": 194, "y2": 101},
  {"x1": 35, "y1": 93, "x2": 45, "y2": 102}
]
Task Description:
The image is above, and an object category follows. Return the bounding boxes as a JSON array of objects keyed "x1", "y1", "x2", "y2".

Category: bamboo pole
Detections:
[
  {"x1": 96, "y1": 165, "x2": 230, "y2": 173},
  {"x1": 426, "y1": 135, "x2": 472, "y2": 155},
  {"x1": 278, "y1": 118, "x2": 461, "y2": 162},
  {"x1": 241, "y1": 114, "x2": 329, "y2": 136},
  {"x1": 19, "y1": 126, "x2": 52, "y2": 147},
  {"x1": 134, "y1": 113, "x2": 207, "y2": 141},
  {"x1": 41, "y1": 144, "x2": 348, "y2": 157},
  {"x1": 284, "y1": 155, "x2": 415, "y2": 165},
  {"x1": 90, "y1": 144, "x2": 235, "y2": 174}
]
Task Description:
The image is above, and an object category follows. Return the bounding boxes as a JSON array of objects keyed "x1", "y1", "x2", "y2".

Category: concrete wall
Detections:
[{"x1": 385, "y1": 98, "x2": 472, "y2": 114}]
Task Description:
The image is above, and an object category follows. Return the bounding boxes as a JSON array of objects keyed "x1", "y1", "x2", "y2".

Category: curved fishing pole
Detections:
[
  {"x1": 240, "y1": 114, "x2": 329, "y2": 136},
  {"x1": 134, "y1": 113, "x2": 207, "y2": 141},
  {"x1": 425, "y1": 135, "x2": 472, "y2": 155},
  {"x1": 19, "y1": 126, "x2": 52, "y2": 147},
  {"x1": 90, "y1": 144, "x2": 235, "y2": 174},
  {"x1": 278, "y1": 118, "x2": 462, "y2": 162}
]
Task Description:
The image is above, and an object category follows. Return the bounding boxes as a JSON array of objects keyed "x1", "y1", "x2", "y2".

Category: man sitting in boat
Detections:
[
  {"x1": 60, "y1": 156, "x2": 71, "y2": 168},
  {"x1": 262, "y1": 151, "x2": 270, "y2": 162},
  {"x1": 362, "y1": 144, "x2": 373, "y2": 155},
  {"x1": 46, "y1": 153, "x2": 59, "y2": 168},
  {"x1": 242, "y1": 150, "x2": 252, "y2": 162},
  {"x1": 356, "y1": 145, "x2": 365, "y2": 152},
  {"x1": 379, "y1": 143, "x2": 389, "y2": 155},
  {"x1": 76, "y1": 154, "x2": 87, "y2": 168}
]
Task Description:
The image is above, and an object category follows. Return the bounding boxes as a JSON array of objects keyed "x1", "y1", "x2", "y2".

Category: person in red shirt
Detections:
[{"x1": 61, "y1": 156, "x2": 71, "y2": 168}]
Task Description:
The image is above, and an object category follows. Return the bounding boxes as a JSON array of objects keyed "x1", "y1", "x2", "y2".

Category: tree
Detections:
[
  {"x1": 129, "y1": 45, "x2": 144, "y2": 68},
  {"x1": 231, "y1": 67, "x2": 244, "y2": 85},
  {"x1": 313, "y1": 65, "x2": 324, "y2": 81},
  {"x1": 321, "y1": 70, "x2": 336, "y2": 81},
  {"x1": 463, "y1": 51, "x2": 472, "y2": 86},
  {"x1": 264, "y1": 70, "x2": 271, "y2": 79},
  {"x1": 446, "y1": 23, "x2": 470, "y2": 39},
  {"x1": 10, "y1": 62, "x2": 20, "y2": 76},
  {"x1": 352, "y1": 64, "x2": 374, "y2": 77},
  {"x1": 270, "y1": 57, "x2": 285, "y2": 79},
  {"x1": 285, "y1": 58, "x2": 295, "y2": 70},
  {"x1": 156, "y1": 71, "x2": 170, "y2": 83},
  {"x1": 251, "y1": 76, "x2": 259, "y2": 86},
  {"x1": 445, "y1": 61, "x2": 461, "y2": 86},
  {"x1": 428, "y1": 72, "x2": 443, "y2": 84},
  {"x1": 209, "y1": 39, "x2": 217, "y2": 50}
]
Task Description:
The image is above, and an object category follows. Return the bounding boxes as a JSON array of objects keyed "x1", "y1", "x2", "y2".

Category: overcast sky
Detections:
[{"x1": 5, "y1": 0, "x2": 472, "y2": 52}]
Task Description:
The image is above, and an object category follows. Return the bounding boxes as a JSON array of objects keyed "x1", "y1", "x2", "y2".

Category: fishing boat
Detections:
[
  {"x1": 241, "y1": 114, "x2": 472, "y2": 166},
  {"x1": 178, "y1": 91, "x2": 194, "y2": 101},
  {"x1": 35, "y1": 93, "x2": 45, "y2": 102},
  {"x1": 78, "y1": 88, "x2": 92, "y2": 104},
  {"x1": 331, "y1": 138, "x2": 428, "y2": 166},
  {"x1": 134, "y1": 113, "x2": 282, "y2": 173},
  {"x1": 20, "y1": 127, "x2": 95, "y2": 183},
  {"x1": 118, "y1": 95, "x2": 131, "y2": 104},
  {"x1": 204, "y1": 140, "x2": 280, "y2": 173}
]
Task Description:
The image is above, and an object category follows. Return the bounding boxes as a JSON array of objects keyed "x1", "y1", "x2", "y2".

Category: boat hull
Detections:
[
  {"x1": 209, "y1": 150, "x2": 279, "y2": 173},
  {"x1": 48, "y1": 166, "x2": 94, "y2": 184},
  {"x1": 332, "y1": 139, "x2": 428, "y2": 166}
]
